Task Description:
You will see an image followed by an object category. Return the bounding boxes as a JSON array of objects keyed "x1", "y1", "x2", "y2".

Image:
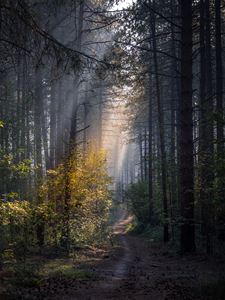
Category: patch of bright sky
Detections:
[{"x1": 113, "y1": 0, "x2": 135, "y2": 10}]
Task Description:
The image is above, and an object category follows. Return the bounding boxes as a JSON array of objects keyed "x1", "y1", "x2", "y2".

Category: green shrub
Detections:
[{"x1": 125, "y1": 181, "x2": 149, "y2": 228}]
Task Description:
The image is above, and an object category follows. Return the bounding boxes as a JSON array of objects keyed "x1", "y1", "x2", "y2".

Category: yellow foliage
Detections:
[
  {"x1": 0, "y1": 200, "x2": 31, "y2": 225},
  {"x1": 69, "y1": 148, "x2": 111, "y2": 206},
  {"x1": 0, "y1": 146, "x2": 112, "y2": 249},
  {"x1": 65, "y1": 146, "x2": 112, "y2": 245}
]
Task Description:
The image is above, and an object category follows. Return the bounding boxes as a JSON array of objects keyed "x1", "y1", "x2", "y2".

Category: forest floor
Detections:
[{"x1": 1, "y1": 212, "x2": 225, "y2": 299}]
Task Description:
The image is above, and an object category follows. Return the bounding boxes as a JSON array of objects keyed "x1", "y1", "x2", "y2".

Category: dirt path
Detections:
[
  {"x1": 57, "y1": 213, "x2": 225, "y2": 300},
  {"x1": 111, "y1": 211, "x2": 132, "y2": 280},
  {"x1": 4, "y1": 213, "x2": 225, "y2": 300},
  {"x1": 5, "y1": 212, "x2": 224, "y2": 299},
  {"x1": 59, "y1": 212, "x2": 133, "y2": 299}
]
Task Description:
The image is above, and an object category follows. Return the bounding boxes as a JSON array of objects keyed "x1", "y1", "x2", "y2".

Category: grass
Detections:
[
  {"x1": 40, "y1": 259, "x2": 94, "y2": 280},
  {"x1": 0, "y1": 257, "x2": 95, "y2": 294}
]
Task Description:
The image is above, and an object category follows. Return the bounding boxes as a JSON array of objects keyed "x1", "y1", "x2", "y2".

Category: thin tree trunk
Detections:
[
  {"x1": 144, "y1": 127, "x2": 148, "y2": 181},
  {"x1": 50, "y1": 81, "x2": 56, "y2": 169},
  {"x1": 98, "y1": 82, "x2": 103, "y2": 149},
  {"x1": 151, "y1": 11, "x2": 169, "y2": 242},
  {"x1": 215, "y1": 0, "x2": 224, "y2": 155},
  {"x1": 139, "y1": 129, "x2": 144, "y2": 181},
  {"x1": 41, "y1": 103, "x2": 50, "y2": 171},
  {"x1": 170, "y1": 0, "x2": 178, "y2": 240},
  {"x1": 215, "y1": 0, "x2": 224, "y2": 241},
  {"x1": 148, "y1": 72, "x2": 153, "y2": 223},
  {"x1": 34, "y1": 66, "x2": 44, "y2": 247}
]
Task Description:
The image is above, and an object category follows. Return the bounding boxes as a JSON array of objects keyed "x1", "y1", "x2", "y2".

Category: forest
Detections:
[{"x1": 1, "y1": 0, "x2": 225, "y2": 299}]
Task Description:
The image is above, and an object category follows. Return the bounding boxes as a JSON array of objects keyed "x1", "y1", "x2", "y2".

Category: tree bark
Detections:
[
  {"x1": 179, "y1": 0, "x2": 195, "y2": 253},
  {"x1": 151, "y1": 11, "x2": 169, "y2": 242},
  {"x1": 215, "y1": 0, "x2": 224, "y2": 155},
  {"x1": 199, "y1": 0, "x2": 214, "y2": 254},
  {"x1": 50, "y1": 81, "x2": 56, "y2": 169},
  {"x1": 34, "y1": 66, "x2": 44, "y2": 247},
  {"x1": 148, "y1": 72, "x2": 153, "y2": 223}
]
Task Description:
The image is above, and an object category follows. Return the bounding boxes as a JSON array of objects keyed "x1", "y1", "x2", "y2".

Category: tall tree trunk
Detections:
[
  {"x1": 199, "y1": 0, "x2": 214, "y2": 254},
  {"x1": 41, "y1": 100, "x2": 50, "y2": 171},
  {"x1": 144, "y1": 127, "x2": 148, "y2": 181},
  {"x1": 50, "y1": 81, "x2": 56, "y2": 169},
  {"x1": 205, "y1": 0, "x2": 214, "y2": 251},
  {"x1": 98, "y1": 81, "x2": 103, "y2": 149},
  {"x1": 83, "y1": 87, "x2": 89, "y2": 152},
  {"x1": 215, "y1": 0, "x2": 224, "y2": 155},
  {"x1": 215, "y1": 0, "x2": 224, "y2": 241},
  {"x1": 151, "y1": 11, "x2": 169, "y2": 242},
  {"x1": 34, "y1": 66, "x2": 44, "y2": 247},
  {"x1": 148, "y1": 72, "x2": 153, "y2": 223},
  {"x1": 179, "y1": 0, "x2": 195, "y2": 253},
  {"x1": 170, "y1": 0, "x2": 178, "y2": 241},
  {"x1": 55, "y1": 81, "x2": 63, "y2": 165},
  {"x1": 139, "y1": 128, "x2": 144, "y2": 181}
]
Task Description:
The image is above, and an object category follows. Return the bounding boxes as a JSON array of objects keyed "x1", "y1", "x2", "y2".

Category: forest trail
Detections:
[
  {"x1": 57, "y1": 212, "x2": 225, "y2": 300},
  {"x1": 59, "y1": 211, "x2": 135, "y2": 299},
  {"x1": 4, "y1": 210, "x2": 225, "y2": 300},
  {"x1": 107, "y1": 211, "x2": 133, "y2": 280}
]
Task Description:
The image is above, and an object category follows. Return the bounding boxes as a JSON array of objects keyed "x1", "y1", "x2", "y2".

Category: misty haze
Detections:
[{"x1": 0, "y1": 0, "x2": 225, "y2": 299}]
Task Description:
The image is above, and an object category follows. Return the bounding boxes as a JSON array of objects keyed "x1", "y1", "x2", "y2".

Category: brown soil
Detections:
[
  {"x1": 4, "y1": 213, "x2": 225, "y2": 299},
  {"x1": 55, "y1": 213, "x2": 225, "y2": 300}
]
